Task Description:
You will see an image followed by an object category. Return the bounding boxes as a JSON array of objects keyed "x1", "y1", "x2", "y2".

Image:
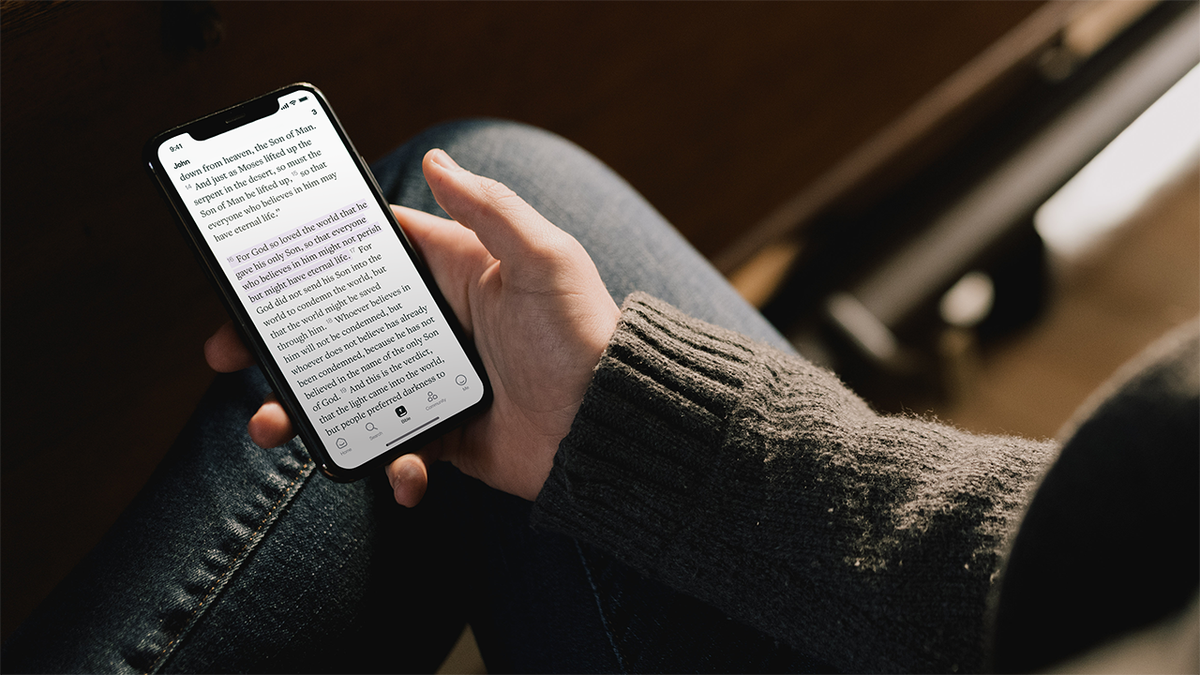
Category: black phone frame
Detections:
[{"x1": 144, "y1": 83, "x2": 492, "y2": 481}]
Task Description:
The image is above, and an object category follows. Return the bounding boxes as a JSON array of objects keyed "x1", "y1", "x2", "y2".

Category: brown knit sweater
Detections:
[{"x1": 533, "y1": 293, "x2": 1059, "y2": 672}]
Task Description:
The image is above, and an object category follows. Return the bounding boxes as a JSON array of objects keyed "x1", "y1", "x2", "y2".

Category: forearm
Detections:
[{"x1": 532, "y1": 293, "x2": 1059, "y2": 672}]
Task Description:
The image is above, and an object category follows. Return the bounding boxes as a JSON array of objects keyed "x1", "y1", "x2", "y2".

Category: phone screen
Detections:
[{"x1": 146, "y1": 84, "x2": 489, "y2": 480}]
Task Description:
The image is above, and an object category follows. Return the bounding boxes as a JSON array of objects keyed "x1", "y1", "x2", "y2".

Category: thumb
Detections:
[
  {"x1": 388, "y1": 205, "x2": 487, "y2": 333},
  {"x1": 421, "y1": 149, "x2": 561, "y2": 264}
]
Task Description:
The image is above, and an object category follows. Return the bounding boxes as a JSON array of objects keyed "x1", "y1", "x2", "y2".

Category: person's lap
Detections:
[
  {"x1": 372, "y1": 119, "x2": 796, "y2": 353},
  {"x1": 3, "y1": 119, "x2": 819, "y2": 673}
]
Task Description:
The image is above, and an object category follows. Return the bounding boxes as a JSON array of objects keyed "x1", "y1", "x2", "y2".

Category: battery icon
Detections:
[{"x1": 299, "y1": 96, "x2": 309, "y2": 102}]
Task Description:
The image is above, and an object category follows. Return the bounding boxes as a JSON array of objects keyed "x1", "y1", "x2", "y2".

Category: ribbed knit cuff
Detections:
[
  {"x1": 531, "y1": 292, "x2": 761, "y2": 572},
  {"x1": 529, "y1": 294, "x2": 1065, "y2": 673}
]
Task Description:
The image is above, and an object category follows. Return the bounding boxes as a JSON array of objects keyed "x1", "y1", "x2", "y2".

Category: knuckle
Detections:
[{"x1": 477, "y1": 179, "x2": 524, "y2": 215}]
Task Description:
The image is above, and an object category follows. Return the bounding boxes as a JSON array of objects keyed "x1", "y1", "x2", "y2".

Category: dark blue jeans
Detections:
[{"x1": 3, "y1": 121, "x2": 825, "y2": 673}]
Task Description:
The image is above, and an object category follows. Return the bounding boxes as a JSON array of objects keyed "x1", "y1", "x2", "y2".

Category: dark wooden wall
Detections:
[{"x1": 1, "y1": 1, "x2": 1042, "y2": 639}]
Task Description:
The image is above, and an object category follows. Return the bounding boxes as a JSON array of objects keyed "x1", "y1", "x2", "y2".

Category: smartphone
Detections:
[{"x1": 145, "y1": 83, "x2": 491, "y2": 481}]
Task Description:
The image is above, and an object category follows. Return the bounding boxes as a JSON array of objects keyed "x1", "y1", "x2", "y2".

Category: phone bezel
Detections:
[{"x1": 144, "y1": 83, "x2": 491, "y2": 481}]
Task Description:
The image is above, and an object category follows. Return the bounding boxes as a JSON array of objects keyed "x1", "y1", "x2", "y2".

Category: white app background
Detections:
[{"x1": 159, "y1": 92, "x2": 483, "y2": 469}]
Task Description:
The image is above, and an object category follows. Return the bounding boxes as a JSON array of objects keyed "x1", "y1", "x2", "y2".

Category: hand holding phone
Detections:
[
  {"x1": 204, "y1": 148, "x2": 623, "y2": 504},
  {"x1": 381, "y1": 151, "x2": 622, "y2": 503},
  {"x1": 146, "y1": 84, "x2": 491, "y2": 481}
]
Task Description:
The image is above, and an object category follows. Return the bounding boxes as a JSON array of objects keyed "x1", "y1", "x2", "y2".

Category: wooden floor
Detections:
[{"x1": 933, "y1": 166, "x2": 1199, "y2": 441}]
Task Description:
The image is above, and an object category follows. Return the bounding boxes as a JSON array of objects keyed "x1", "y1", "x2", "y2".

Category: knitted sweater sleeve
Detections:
[{"x1": 531, "y1": 293, "x2": 1059, "y2": 673}]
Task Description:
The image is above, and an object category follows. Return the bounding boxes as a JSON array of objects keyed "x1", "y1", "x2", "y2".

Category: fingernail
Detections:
[{"x1": 429, "y1": 148, "x2": 462, "y2": 171}]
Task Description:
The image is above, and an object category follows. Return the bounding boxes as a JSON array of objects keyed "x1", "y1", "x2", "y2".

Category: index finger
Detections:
[
  {"x1": 386, "y1": 452, "x2": 430, "y2": 508},
  {"x1": 204, "y1": 320, "x2": 255, "y2": 372}
]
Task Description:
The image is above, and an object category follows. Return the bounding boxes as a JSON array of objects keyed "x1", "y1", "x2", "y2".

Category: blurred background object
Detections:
[
  {"x1": 751, "y1": 0, "x2": 1197, "y2": 412},
  {"x1": 2, "y1": 3, "x2": 1196, "y2": 669}
]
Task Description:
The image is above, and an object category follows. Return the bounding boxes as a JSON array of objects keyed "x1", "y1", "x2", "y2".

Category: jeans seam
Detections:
[
  {"x1": 146, "y1": 456, "x2": 314, "y2": 674},
  {"x1": 573, "y1": 539, "x2": 627, "y2": 674}
]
